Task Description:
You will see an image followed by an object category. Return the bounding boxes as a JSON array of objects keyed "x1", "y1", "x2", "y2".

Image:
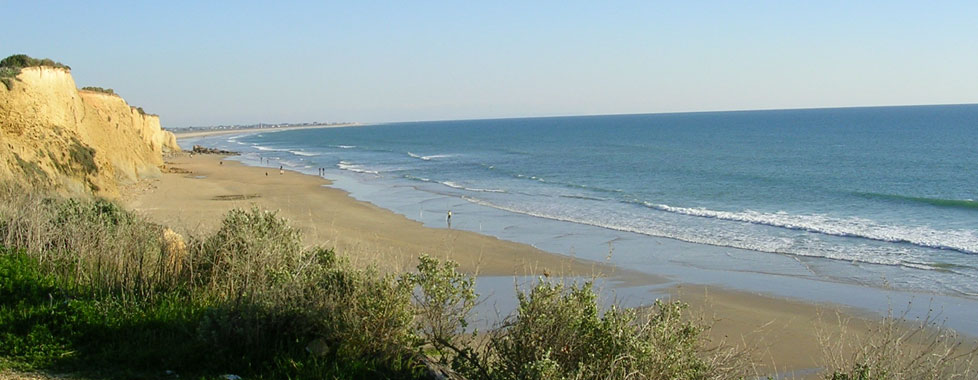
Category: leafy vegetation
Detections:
[
  {"x1": 132, "y1": 106, "x2": 156, "y2": 116},
  {"x1": 68, "y1": 137, "x2": 99, "y2": 175},
  {"x1": 0, "y1": 54, "x2": 70, "y2": 70},
  {"x1": 80, "y1": 86, "x2": 115, "y2": 95},
  {"x1": 0, "y1": 187, "x2": 973, "y2": 379},
  {"x1": 0, "y1": 192, "x2": 426, "y2": 378},
  {"x1": 0, "y1": 67, "x2": 17, "y2": 90},
  {"x1": 12, "y1": 154, "x2": 48, "y2": 187}
]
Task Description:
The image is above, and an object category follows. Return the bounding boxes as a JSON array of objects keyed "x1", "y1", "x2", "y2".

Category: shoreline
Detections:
[
  {"x1": 122, "y1": 146, "x2": 978, "y2": 377},
  {"x1": 169, "y1": 123, "x2": 363, "y2": 139},
  {"x1": 126, "y1": 153, "x2": 611, "y2": 278}
]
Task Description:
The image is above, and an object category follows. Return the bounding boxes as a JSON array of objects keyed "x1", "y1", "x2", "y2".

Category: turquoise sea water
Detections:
[{"x1": 185, "y1": 104, "x2": 978, "y2": 331}]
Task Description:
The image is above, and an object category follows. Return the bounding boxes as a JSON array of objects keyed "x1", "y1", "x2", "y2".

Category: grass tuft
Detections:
[{"x1": 818, "y1": 306, "x2": 977, "y2": 380}]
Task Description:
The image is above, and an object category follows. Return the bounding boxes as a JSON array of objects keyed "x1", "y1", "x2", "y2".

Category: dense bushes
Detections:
[
  {"x1": 0, "y1": 190, "x2": 427, "y2": 377},
  {"x1": 487, "y1": 286, "x2": 717, "y2": 380},
  {"x1": 0, "y1": 54, "x2": 70, "y2": 70},
  {"x1": 2, "y1": 189, "x2": 973, "y2": 379}
]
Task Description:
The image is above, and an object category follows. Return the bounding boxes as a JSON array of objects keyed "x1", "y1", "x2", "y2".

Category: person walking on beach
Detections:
[
  {"x1": 279, "y1": 165, "x2": 284, "y2": 175},
  {"x1": 447, "y1": 210, "x2": 452, "y2": 229}
]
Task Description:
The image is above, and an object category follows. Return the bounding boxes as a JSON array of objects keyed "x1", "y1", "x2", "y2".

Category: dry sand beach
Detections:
[
  {"x1": 120, "y1": 150, "x2": 943, "y2": 378},
  {"x1": 124, "y1": 154, "x2": 603, "y2": 277}
]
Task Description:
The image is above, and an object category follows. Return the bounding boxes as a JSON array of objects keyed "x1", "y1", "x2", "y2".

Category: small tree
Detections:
[{"x1": 404, "y1": 255, "x2": 484, "y2": 374}]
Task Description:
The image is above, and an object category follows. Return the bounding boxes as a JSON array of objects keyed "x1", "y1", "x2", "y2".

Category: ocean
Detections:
[{"x1": 185, "y1": 104, "x2": 978, "y2": 331}]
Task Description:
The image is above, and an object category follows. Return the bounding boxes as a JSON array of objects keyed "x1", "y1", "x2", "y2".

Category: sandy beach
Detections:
[
  {"x1": 122, "y1": 151, "x2": 971, "y2": 378},
  {"x1": 124, "y1": 153, "x2": 606, "y2": 277}
]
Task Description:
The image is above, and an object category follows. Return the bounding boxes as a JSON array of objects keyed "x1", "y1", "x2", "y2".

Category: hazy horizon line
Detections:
[{"x1": 170, "y1": 102, "x2": 978, "y2": 130}]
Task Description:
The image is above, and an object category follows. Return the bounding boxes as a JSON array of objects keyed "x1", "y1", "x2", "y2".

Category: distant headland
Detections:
[{"x1": 172, "y1": 121, "x2": 362, "y2": 139}]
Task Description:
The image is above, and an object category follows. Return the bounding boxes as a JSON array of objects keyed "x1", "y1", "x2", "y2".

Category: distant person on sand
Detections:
[
  {"x1": 279, "y1": 166, "x2": 284, "y2": 175},
  {"x1": 447, "y1": 210, "x2": 452, "y2": 229}
]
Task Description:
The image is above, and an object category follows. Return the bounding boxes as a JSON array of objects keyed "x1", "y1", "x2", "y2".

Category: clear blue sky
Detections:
[{"x1": 4, "y1": 1, "x2": 977, "y2": 128}]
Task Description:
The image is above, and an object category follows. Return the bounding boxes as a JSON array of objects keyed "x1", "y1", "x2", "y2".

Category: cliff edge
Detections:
[{"x1": 0, "y1": 62, "x2": 179, "y2": 197}]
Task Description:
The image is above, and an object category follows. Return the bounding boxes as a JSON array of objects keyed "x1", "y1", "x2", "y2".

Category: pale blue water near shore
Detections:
[{"x1": 184, "y1": 104, "x2": 978, "y2": 334}]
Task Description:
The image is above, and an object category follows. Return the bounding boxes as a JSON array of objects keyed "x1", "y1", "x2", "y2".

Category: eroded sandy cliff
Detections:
[{"x1": 0, "y1": 66, "x2": 179, "y2": 197}]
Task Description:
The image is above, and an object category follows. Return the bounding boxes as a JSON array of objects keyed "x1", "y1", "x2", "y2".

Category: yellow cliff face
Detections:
[{"x1": 0, "y1": 66, "x2": 180, "y2": 197}]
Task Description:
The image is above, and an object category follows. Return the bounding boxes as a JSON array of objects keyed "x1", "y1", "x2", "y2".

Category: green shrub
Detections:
[
  {"x1": 0, "y1": 67, "x2": 17, "y2": 90},
  {"x1": 0, "y1": 66, "x2": 18, "y2": 78},
  {"x1": 131, "y1": 106, "x2": 157, "y2": 116},
  {"x1": 0, "y1": 54, "x2": 70, "y2": 70},
  {"x1": 191, "y1": 207, "x2": 421, "y2": 375},
  {"x1": 80, "y1": 86, "x2": 115, "y2": 95},
  {"x1": 197, "y1": 207, "x2": 304, "y2": 303},
  {"x1": 480, "y1": 282, "x2": 725, "y2": 380},
  {"x1": 320, "y1": 266, "x2": 416, "y2": 359},
  {"x1": 405, "y1": 255, "x2": 478, "y2": 353}
]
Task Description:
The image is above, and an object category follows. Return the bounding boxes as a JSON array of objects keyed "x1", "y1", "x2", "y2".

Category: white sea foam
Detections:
[
  {"x1": 407, "y1": 152, "x2": 453, "y2": 161},
  {"x1": 458, "y1": 196, "x2": 977, "y2": 274},
  {"x1": 404, "y1": 175, "x2": 432, "y2": 183},
  {"x1": 441, "y1": 181, "x2": 506, "y2": 193},
  {"x1": 515, "y1": 174, "x2": 546, "y2": 182},
  {"x1": 336, "y1": 145, "x2": 356, "y2": 149},
  {"x1": 254, "y1": 145, "x2": 289, "y2": 152},
  {"x1": 336, "y1": 161, "x2": 379, "y2": 175},
  {"x1": 441, "y1": 181, "x2": 465, "y2": 189},
  {"x1": 290, "y1": 150, "x2": 320, "y2": 157},
  {"x1": 641, "y1": 202, "x2": 978, "y2": 255},
  {"x1": 560, "y1": 194, "x2": 607, "y2": 201}
]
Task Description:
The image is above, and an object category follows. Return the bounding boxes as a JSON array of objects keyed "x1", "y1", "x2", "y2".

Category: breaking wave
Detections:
[
  {"x1": 440, "y1": 181, "x2": 506, "y2": 193},
  {"x1": 336, "y1": 161, "x2": 378, "y2": 175},
  {"x1": 639, "y1": 202, "x2": 978, "y2": 255}
]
